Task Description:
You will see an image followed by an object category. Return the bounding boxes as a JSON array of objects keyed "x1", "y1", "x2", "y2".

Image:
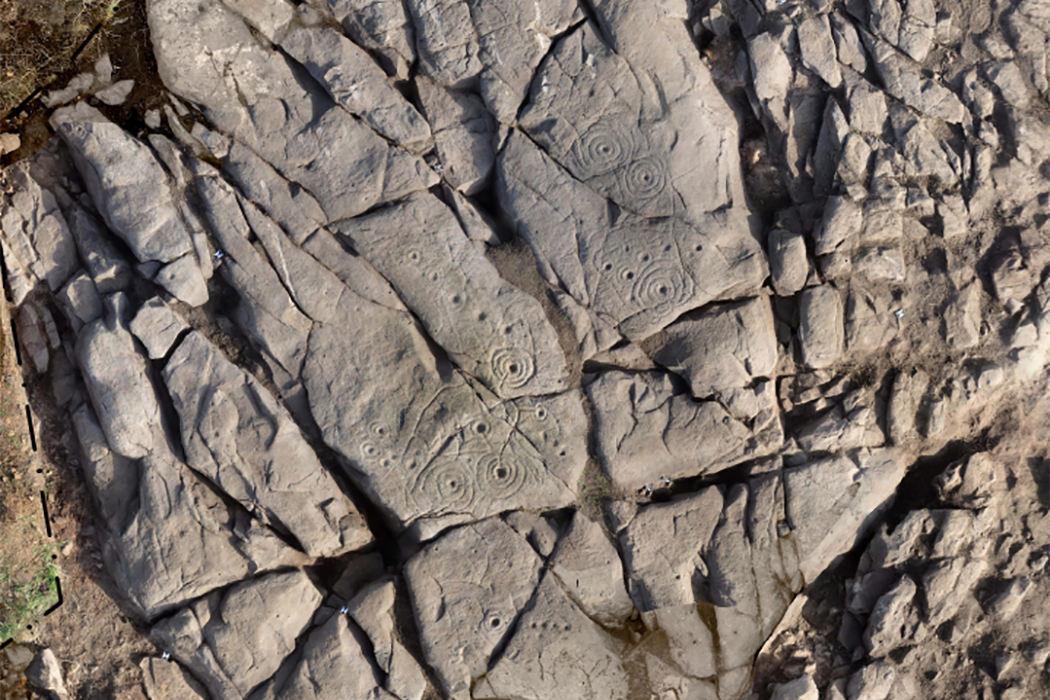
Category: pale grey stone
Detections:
[
  {"x1": 72, "y1": 403, "x2": 303, "y2": 618},
  {"x1": 799, "y1": 15, "x2": 843, "y2": 87},
  {"x1": 816, "y1": 197, "x2": 863, "y2": 257},
  {"x1": 985, "y1": 60, "x2": 1032, "y2": 108},
  {"x1": 52, "y1": 103, "x2": 193, "y2": 263},
  {"x1": 154, "y1": 254, "x2": 209, "y2": 307},
  {"x1": 521, "y1": 20, "x2": 748, "y2": 226},
  {"x1": 785, "y1": 448, "x2": 906, "y2": 583},
  {"x1": 772, "y1": 676, "x2": 820, "y2": 700},
  {"x1": 847, "y1": 661, "x2": 895, "y2": 700},
  {"x1": 345, "y1": 579, "x2": 428, "y2": 700},
  {"x1": 405, "y1": 0, "x2": 579, "y2": 123},
  {"x1": 299, "y1": 235, "x2": 579, "y2": 532},
  {"x1": 151, "y1": 571, "x2": 322, "y2": 699},
  {"x1": 416, "y1": 77, "x2": 495, "y2": 196},
  {"x1": 589, "y1": 370, "x2": 779, "y2": 492},
  {"x1": 832, "y1": 14, "x2": 867, "y2": 72},
  {"x1": 25, "y1": 649, "x2": 70, "y2": 700},
  {"x1": 549, "y1": 511, "x2": 635, "y2": 626},
  {"x1": 0, "y1": 165, "x2": 79, "y2": 300},
  {"x1": 246, "y1": 611, "x2": 395, "y2": 700},
  {"x1": 130, "y1": 297, "x2": 188, "y2": 360},
  {"x1": 863, "y1": 575, "x2": 922, "y2": 655},
  {"x1": 334, "y1": 192, "x2": 568, "y2": 398},
  {"x1": 505, "y1": 512, "x2": 560, "y2": 559},
  {"x1": 140, "y1": 657, "x2": 210, "y2": 700},
  {"x1": 846, "y1": 77, "x2": 888, "y2": 136},
  {"x1": 750, "y1": 33, "x2": 793, "y2": 127},
  {"x1": 148, "y1": 0, "x2": 437, "y2": 222},
  {"x1": 769, "y1": 229, "x2": 810, "y2": 296},
  {"x1": 163, "y1": 330, "x2": 373, "y2": 557},
  {"x1": 405, "y1": 519, "x2": 543, "y2": 700},
  {"x1": 57, "y1": 271, "x2": 103, "y2": 331},
  {"x1": 942, "y1": 283, "x2": 981, "y2": 350},
  {"x1": 281, "y1": 26, "x2": 433, "y2": 154},
  {"x1": 76, "y1": 311, "x2": 161, "y2": 459},
  {"x1": 65, "y1": 201, "x2": 133, "y2": 293},
  {"x1": 799, "y1": 285, "x2": 844, "y2": 369},
  {"x1": 646, "y1": 297, "x2": 778, "y2": 397},
  {"x1": 618, "y1": 487, "x2": 724, "y2": 611},
  {"x1": 195, "y1": 175, "x2": 312, "y2": 393},
  {"x1": 327, "y1": 0, "x2": 416, "y2": 79},
  {"x1": 94, "y1": 79, "x2": 136, "y2": 105},
  {"x1": 796, "y1": 388, "x2": 886, "y2": 453},
  {"x1": 864, "y1": 32, "x2": 966, "y2": 123},
  {"x1": 888, "y1": 369, "x2": 928, "y2": 443},
  {"x1": 935, "y1": 453, "x2": 998, "y2": 508},
  {"x1": 473, "y1": 574, "x2": 629, "y2": 700},
  {"x1": 498, "y1": 131, "x2": 767, "y2": 341}
]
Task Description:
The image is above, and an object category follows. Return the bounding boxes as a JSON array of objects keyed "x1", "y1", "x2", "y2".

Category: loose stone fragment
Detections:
[{"x1": 129, "y1": 297, "x2": 189, "y2": 360}]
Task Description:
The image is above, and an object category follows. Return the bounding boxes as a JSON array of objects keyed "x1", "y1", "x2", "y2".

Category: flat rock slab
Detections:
[
  {"x1": 247, "y1": 612, "x2": 394, "y2": 700},
  {"x1": 785, "y1": 448, "x2": 906, "y2": 583},
  {"x1": 549, "y1": 511, "x2": 635, "y2": 627},
  {"x1": 405, "y1": 0, "x2": 580, "y2": 123},
  {"x1": 52, "y1": 102, "x2": 193, "y2": 265},
  {"x1": 618, "y1": 487, "x2": 725, "y2": 612},
  {"x1": 404, "y1": 518, "x2": 543, "y2": 699},
  {"x1": 327, "y1": 0, "x2": 416, "y2": 79},
  {"x1": 130, "y1": 297, "x2": 189, "y2": 360},
  {"x1": 588, "y1": 370, "x2": 780, "y2": 491},
  {"x1": 301, "y1": 237, "x2": 581, "y2": 534},
  {"x1": 163, "y1": 329, "x2": 373, "y2": 558},
  {"x1": 140, "y1": 657, "x2": 210, "y2": 700},
  {"x1": 151, "y1": 570, "x2": 322, "y2": 700},
  {"x1": 281, "y1": 25, "x2": 433, "y2": 154},
  {"x1": 148, "y1": 0, "x2": 437, "y2": 222},
  {"x1": 519, "y1": 19, "x2": 742, "y2": 224},
  {"x1": 498, "y1": 131, "x2": 766, "y2": 341},
  {"x1": 334, "y1": 192, "x2": 568, "y2": 398},
  {"x1": 644, "y1": 296, "x2": 778, "y2": 398},
  {"x1": 76, "y1": 313, "x2": 162, "y2": 460},
  {"x1": 72, "y1": 403, "x2": 303, "y2": 619},
  {"x1": 473, "y1": 574, "x2": 629, "y2": 700},
  {"x1": 0, "y1": 163, "x2": 78, "y2": 303}
]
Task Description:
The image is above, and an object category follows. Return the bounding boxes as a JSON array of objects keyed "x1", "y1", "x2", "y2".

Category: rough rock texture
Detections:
[
  {"x1": 151, "y1": 571, "x2": 322, "y2": 700},
  {"x1": 404, "y1": 518, "x2": 543, "y2": 699},
  {"x1": 333, "y1": 192, "x2": 568, "y2": 398},
  {"x1": 2, "y1": 0, "x2": 1048, "y2": 698},
  {"x1": 472, "y1": 574, "x2": 628, "y2": 700},
  {"x1": 163, "y1": 330, "x2": 373, "y2": 557},
  {"x1": 589, "y1": 370, "x2": 782, "y2": 490}
]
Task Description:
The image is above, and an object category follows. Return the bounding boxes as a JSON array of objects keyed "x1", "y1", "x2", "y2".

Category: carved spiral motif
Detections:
[
  {"x1": 414, "y1": 456, "x2": 476, "y2": 511},
  {"x1": 574, "y1": 123, "x2": 635, "y2": 177},
  {"x1": 369, "y1": 420, "x2": 392, "y2": 438},
  {"x1": 622, "y1": 156, "x2": 668, "y2": 200},
  {"x1": 490, "y1": 347, "x2": 535, "y2": 390},
  {"x1": 360, "y1": 441, "x2": 380, "y2": 460},
  {"x1": 476, "y1": 453, "x2": 526, "y2": 500},
  {"x1": 633, "y1": 264, "x2": 687, "y2": 308}
]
